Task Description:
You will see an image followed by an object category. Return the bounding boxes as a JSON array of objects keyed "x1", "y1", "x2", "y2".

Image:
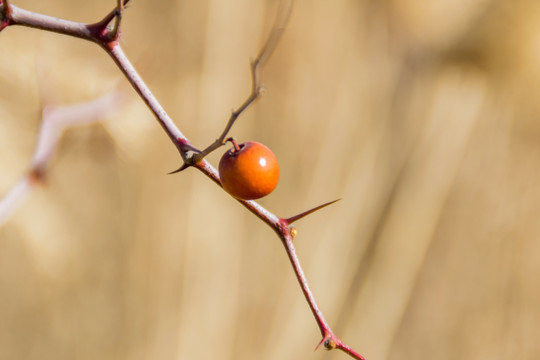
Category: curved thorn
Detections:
[
  {"x1": 168, "y1": 163, "x2": 190, "y2": 174},
  {"x1": 285, "y1": 198, "x2": 341, "y2": 224}
]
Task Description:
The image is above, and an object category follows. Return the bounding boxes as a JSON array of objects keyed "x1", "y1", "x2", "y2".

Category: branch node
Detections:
[
  {"x1": 169, "y1": 140, "x2": 203, "y2": 174},
  {"x1": 87, "y1": 0, "x2": 129, "y2": 44},
  {"x1": 324, "y1": 338, "x2": 337, "y2": 350}
]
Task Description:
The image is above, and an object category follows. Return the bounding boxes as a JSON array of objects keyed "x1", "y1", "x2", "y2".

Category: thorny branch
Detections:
[{"x1": 0, "y1": 1, "x2": 365, "y2": 359}]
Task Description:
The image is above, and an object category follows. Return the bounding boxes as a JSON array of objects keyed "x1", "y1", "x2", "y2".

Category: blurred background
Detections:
[{"x1": 1, "y1": 0, "x2": 540, "y2": 359}]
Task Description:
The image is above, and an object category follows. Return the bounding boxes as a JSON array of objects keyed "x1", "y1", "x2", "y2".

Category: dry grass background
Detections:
[{"x1": 1, "y1": 0, "x2": 540, "y2": 359}]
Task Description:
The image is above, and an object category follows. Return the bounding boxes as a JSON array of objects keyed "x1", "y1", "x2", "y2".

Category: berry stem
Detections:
[{"x1": 225, "y1": 137, "x2": 241, "y2": 153}]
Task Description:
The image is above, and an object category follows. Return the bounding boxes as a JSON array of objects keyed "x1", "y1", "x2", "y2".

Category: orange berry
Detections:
[{"x1": 219, "y1": 141, "x2": 279, "y2": 200}]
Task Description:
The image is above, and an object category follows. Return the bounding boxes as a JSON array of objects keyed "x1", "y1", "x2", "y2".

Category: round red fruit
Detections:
[{"x1": 219, "y1": 141, "x2": 279, "y2": 200}]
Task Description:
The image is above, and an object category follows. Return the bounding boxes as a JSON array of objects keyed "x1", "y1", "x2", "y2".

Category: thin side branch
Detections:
[
  {"x1": 194, "y1": 0, "x2": 294, "y2": 162},
  {"x1": 255, "y1": 0, "x2": 294, "y2": 67},
  {"x1": 108, "y1": 0, "x2": 124, "y2": 41},
  {"x1": 195, "y1": 57, "x2": 260, "y2": 161}
]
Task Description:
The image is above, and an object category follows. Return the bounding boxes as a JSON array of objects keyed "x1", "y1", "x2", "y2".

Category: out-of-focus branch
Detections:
[
  {"x1": 0, "y1": 92, "x2": 123, "y2": 227},
  {"x1": 0, "y1": 176, "x2": 32, "y2": 227}
]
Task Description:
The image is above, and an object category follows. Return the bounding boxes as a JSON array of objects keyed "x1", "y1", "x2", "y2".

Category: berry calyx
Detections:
[{"x1": 218, "y1": 139, "x2": 279, "y2": 200}]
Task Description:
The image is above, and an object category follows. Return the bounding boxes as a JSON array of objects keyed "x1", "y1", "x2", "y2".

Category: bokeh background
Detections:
[{"x1": 1, "y1": 0, "x2": 540, "y2": 359}]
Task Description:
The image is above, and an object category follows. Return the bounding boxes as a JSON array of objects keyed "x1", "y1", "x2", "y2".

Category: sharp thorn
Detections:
[
  {"x1": 168, "y1": 163, "x2": 189, "y2": 174},
  {"x1": 285, "y1": 198, "x2": 341, "y2": 224}
]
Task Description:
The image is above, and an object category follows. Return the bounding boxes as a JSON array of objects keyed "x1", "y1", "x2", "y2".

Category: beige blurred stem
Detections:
[{"x1": 0, "y1": 92, "x2": 122, "y2": 227}]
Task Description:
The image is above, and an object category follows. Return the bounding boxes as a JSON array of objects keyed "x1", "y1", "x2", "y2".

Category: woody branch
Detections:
[{"x1": 0, "y1": 1, "x2": 365, "y2": 359}]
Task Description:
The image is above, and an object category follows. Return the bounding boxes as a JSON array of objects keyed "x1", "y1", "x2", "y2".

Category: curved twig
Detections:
[{"x1": 194, "y1": 0, "x2": 294, "y2": 162}]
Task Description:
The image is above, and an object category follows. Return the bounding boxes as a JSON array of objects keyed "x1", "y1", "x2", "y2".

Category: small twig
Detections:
[
  {"x1": 255, "y1": 0, "x2": 294, "y2": 67},
  {"x1": 193, "y1": 0, "x2": 294, "y2": 163},
  {"x1": 107, "y1": 0, "x2": 124, "y2": 41},
  {"x1": 87, "y1": 0, "x2": 129, "y2": 44},
  {"x1": 195, "y1": 59, "x2": 261, "y2": 161}
]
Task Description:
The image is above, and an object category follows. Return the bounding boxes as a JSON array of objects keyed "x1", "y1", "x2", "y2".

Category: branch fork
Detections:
[{"x1": 87, "y1": 0, "x2": 127, "y2": 46}]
